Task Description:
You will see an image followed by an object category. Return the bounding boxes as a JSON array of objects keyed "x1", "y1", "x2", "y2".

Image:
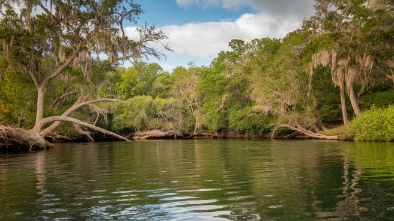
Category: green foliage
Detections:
[
  {"x1": 112, "y1": 96, "x2": 154, "y2": 131},
  {"x1": 151, "y1": 72, "x2": 174, "y2": 98},
  {"x1": 250, "y1": 30, "x2": 316, "y2": 128},
  {"x1": 349, "y1": 106, "x2": 394, "y2": 141},
  {"x1": 359, "y1": 90, "x2": 394, "y2": 110},
  {"x1": 198, "y1": 67, "x2": 227, "y2": 131},
  {"x1": 0, "y1": 68, "x2": 36, "y2": 127},
  {"x1": 170, "y1": 65, "x2": 202, "y2": 133},
  {"x1": 116, "y1": 62, "x2": 165, "y2": 99},
  {"x1": 111, "y1": 96, "x2": 184, "y2": 133},
  {"x1": 227, "y1": 105, "x2": 270, "y2": 136}
]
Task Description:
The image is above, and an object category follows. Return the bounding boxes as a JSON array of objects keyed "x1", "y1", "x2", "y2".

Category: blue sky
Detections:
[
  {"x1": 126, "y1": 0, "x2": 316, "y2": 71},
  {"x1": 135, "y1": 0, "x2": 253, "y2": 25}
]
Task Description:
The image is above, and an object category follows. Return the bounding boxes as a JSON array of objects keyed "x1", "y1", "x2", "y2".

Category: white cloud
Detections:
[
  {"x1": 123, "y1": 0, "x2": 316, "y2": 70},
  {"x1": 176, "y1": 0, "x2": 315, "y2": 20},
  {"x1": 125, "y1": 11, "x2": 303, "y2": 70},
  {"x1": 152, "y1": 12, "x2": 299, "y2": 56},
  {"x1": 161, "y1": 22, "x2": 236, "y2": 58}
]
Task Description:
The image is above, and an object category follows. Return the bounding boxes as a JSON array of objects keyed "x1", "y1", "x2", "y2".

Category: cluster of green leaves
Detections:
[
  {"x1": 349, "y1": 106, "x2": 394, "y2": 141},
  {"x1": 0, "y1": 68, "x2": 36, "y2": 127}
]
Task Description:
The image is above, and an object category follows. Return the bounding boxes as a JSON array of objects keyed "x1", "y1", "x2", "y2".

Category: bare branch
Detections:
[
  {"x1": 41, "y1": 98, "x2": 122, "y2": 136},
  {"x1": 73, "y1": 123, "x2": 95, "y2": 142},
  {"x1": 273, "y1": 124, "x2": 339, "y2": 140},
  {"x1": 41, "y1": 116, "x2": 131, "y2": 142}
]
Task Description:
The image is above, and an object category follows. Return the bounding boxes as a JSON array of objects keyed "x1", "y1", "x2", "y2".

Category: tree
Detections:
[
  {"x1": 308, "y1": 0, "x2": 394, "y2": 125},
  {"x1": 249, "y1": 32, "x2": 322, "y2": 134},
  {"x1": 170, "y1": 65, "x2": 202, "y2": 133},
  {"x1": 0, "y1": 0, "x2": 170, "y2": 150},
  {"x1": 218, "y1": 40, "x2": 259, "y2": 135},
  {"x1": 198, "y1": 64, "x2": 227, "y2": 132},
  {"x1": 116, "y1": 62, "x2": 163, "y2": 99}
]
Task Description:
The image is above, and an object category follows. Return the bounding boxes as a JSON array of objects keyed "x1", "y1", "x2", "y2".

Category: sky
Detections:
[{"x1": 125, "y1": 0, "x2": 317, "y2": 71}]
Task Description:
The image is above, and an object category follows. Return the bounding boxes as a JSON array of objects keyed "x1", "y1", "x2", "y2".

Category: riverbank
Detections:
[{"x1": 1, "y1": 127, "x2": 348, "y2": 153}]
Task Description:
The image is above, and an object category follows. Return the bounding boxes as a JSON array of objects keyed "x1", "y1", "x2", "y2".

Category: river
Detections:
[{"x1": 1, "y1": 140, "x2": 394, "y2": 220}]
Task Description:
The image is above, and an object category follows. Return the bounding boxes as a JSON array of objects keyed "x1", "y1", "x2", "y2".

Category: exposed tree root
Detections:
[
  {"x1": 0, "y1": 126, "x2": 51, "y2": 151},
  {"x1": 1, "y1": 115, "x2": 131, "y2": 151}
]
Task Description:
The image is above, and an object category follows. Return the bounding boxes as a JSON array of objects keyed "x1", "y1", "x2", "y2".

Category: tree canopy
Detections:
[{"x1": 0, "y1": 0, "x2": 170, "y2": 149}]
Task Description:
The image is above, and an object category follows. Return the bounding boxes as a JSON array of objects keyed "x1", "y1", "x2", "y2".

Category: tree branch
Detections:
[
  {"x1": 73, "y1": 123, "x2": 95, "y2": 142},
  {"x1": 40, "y1": 98, "x2": 122, "y2": 136},
  {"x1": 38, "y1": 3, "x2": 60, "y2": 23},
  {"x1": 41, "y1": 116, "x2": 131, "y2": 142},
  {"x1": 40, "y1": 42, "x2": 83, "y2": 90},
  {"x1": 273, "y1": 124, "x2": 339, "y2": 140}
]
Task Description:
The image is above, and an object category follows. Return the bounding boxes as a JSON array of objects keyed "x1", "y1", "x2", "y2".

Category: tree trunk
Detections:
[
  {"x1": 31, "y1": 88, "x2": 45, "y2": 134},
  {"x1": 346, "y1": 81, "x2": 362, "y2": 116},
  {"x1": 339, "y1": 84, "x2": 349, "y2": 125},
  {"x1": 313, "y1": 107, "x2": 327, "y2": 131}
]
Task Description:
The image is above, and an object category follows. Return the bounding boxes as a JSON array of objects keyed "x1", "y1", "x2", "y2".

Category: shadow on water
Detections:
[{"x1": 1, "y1": 140, "x2": 394, "y2": 220}]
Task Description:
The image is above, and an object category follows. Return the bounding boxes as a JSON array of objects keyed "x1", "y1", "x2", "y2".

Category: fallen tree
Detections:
[
  {"x1": 130, "y1": 130, "x2": 179, "y2": 140},
  {"x1": 272, "y1": 124, "x2": 339, "y2": 140},
  {"x1": 0, "y1": 99, "x2": 132, "y2": 151},
  {"x1": 0, "y1": 0, "x2": 170, "y2": 151}
]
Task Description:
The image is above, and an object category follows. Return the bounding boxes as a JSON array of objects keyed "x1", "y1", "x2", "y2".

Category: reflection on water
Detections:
[{"x1": 1, "y1": 140, "x2": 394, "y2": 220}]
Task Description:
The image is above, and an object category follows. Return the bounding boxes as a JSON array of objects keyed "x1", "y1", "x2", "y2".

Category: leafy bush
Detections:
[{"x1": 349, "y1": 105, "x2": 394, "y2": 141}]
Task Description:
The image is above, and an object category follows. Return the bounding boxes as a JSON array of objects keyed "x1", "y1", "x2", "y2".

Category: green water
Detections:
[{"x1": 1, "y1": 140, "x2": 394, "y2": 220}]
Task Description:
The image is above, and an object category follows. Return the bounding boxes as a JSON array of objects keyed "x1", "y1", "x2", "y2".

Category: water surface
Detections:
[{"x1": 1, "y1": 140, "x2": 394, "y2": 220}]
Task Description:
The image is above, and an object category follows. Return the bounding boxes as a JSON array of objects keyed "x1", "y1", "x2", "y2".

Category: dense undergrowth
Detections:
[{"x1": 349, "y1": 106, "x2": 394, "y2": 142}]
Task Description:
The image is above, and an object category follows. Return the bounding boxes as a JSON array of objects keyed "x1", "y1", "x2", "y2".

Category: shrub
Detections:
[{"x1": 349, "y1": 105, "x2": 394, "y2": 141}]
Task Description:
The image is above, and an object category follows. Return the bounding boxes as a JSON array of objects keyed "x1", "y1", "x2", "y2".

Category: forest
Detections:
[{"x1": 1, "y1": 0, "x2": 394, "y2": 150}]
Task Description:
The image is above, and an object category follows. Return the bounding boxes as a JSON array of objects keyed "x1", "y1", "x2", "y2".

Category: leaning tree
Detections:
[{"x1": 0, "y1": 0, "x2": 170, "y2": 150}]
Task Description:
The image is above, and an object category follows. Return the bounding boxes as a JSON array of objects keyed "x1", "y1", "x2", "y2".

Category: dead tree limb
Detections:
[
  {"x1": 73, "y1": 123, "x2": 95, "y2": 142},
  {"x1": 41, "y1": 98, "x2": 122, "y2": 136},
  {"x1": 273, "y1": 124, "x2": 339, "y2": 140},
  {"x1": 41, "y1": 116, "x2": 131, "y2": 142}
]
